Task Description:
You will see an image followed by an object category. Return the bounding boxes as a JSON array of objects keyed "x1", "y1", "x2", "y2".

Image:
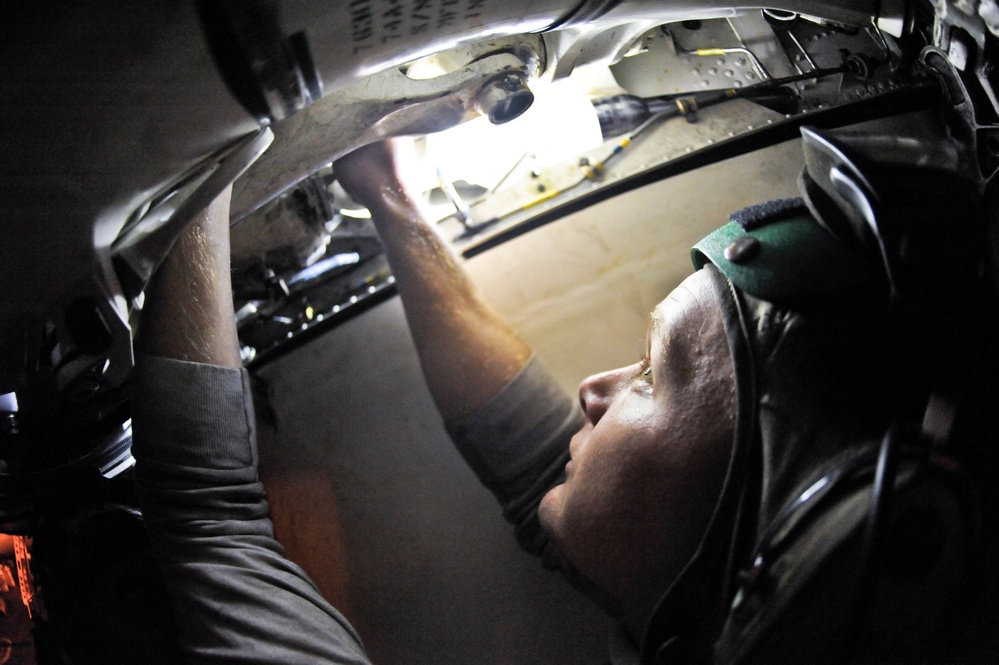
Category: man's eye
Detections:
[{"x1": 636, "y1": 358, "x2": 653, "y2": 384}]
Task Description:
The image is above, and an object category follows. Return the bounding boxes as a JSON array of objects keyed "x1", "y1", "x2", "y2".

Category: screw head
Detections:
[{"x1": 724, "y1": 236, "x2": 761, "y2": 263}]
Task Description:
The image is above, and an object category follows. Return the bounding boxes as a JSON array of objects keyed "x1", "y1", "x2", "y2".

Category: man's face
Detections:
[{"x1": 538, "y1": 269, "x2": 736, "y2": 619}]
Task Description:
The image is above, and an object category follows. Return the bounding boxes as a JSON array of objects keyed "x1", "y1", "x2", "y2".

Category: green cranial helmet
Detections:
[
  {"x1": 690, "y1": 200, "x2": 881, "y2": 303},
  {"x1": 640, "y1": 127, "x2": 995, "y2": 665}
]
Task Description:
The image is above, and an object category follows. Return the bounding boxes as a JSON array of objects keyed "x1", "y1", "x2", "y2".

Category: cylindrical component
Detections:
[
  {"x1": 591, "y1": 87, "x2": 799, "y2": 139},
  {"x1": 591, "y1": 94, "x2": 672, "y2": 139},
  {"x1": 739, "y1": 86, "x2": 798, "y2": 114},
  {"x1": 474, "y1": 74, "x2": 536, "y2": 124}
]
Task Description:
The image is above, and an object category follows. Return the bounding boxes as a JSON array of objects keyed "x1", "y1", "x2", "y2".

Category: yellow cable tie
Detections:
[{"x1": 520, "y1": 188, "x2": 562, "y2": 211}]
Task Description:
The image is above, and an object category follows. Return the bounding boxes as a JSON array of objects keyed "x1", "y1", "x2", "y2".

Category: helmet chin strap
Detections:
[{"x1": 640, "y1": 264, "x2": 759, "y2": 665}]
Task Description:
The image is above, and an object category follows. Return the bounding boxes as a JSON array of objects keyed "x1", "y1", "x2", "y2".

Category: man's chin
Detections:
[{"x1": 537, "y1": 482, "x2": 564, "y2": 536}]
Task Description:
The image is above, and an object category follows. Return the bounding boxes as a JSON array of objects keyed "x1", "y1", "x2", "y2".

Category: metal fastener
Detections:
[
  {"x1": 724, "y1": 236, "x2": 761, "y2": 263},
  {"x1": 474, "y1": 74, "x2": 534, "y2": 125}
]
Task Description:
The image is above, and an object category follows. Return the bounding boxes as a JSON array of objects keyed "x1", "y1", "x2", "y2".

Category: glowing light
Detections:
[{"x1": 424, "y1": 66, "x2": 617, "y2": 193}]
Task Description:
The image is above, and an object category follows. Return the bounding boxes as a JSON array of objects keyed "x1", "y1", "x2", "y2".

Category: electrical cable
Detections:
[{"x1": 451, "y1": 62, "x2": 862, "y2": 240}]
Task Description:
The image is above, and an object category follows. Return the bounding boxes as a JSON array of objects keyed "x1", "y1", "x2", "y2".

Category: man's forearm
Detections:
[
  {"x1": 364, "y1": 177, "x2": 532, "y2": 422},
  {"x1": 130, "y1": 186, "x2": 372, "y2": 663},
  {"x1": 136, "y1": 185, "x2": 241, "y2": 368}
]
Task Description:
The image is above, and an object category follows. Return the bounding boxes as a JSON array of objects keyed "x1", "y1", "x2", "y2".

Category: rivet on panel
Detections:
[{"x1": 724, "y1": 236, "x2": 761, "y2": 263}]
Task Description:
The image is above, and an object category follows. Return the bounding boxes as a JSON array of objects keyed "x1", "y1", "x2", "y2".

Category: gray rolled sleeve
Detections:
[
  {"x1": 445, "y1": 355, "x2": 584, "y2": 556},
  {"x1": 132, "y1": 354, "x2": 369, "y2": 665}
]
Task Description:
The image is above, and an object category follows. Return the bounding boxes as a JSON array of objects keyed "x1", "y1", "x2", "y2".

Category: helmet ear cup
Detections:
[
  {"x1": 856, "y1": 461, "x2": 980, "y2": 663},
  {"x1": 717, "y1": 452, "x2": 981, "y2": 665}
]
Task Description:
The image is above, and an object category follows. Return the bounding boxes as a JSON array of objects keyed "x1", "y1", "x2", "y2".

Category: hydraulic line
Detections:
[
  {"x1": 452, "y1": 64, "x2": 856, "y2": 239},
  {"x1": 580, "y1": 69, "x2": 842, "y2": 178}
]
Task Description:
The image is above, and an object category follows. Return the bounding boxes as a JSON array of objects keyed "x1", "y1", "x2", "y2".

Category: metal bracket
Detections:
[{"x1": 230, "y1": 37, "x2": 545, "y2": 222}]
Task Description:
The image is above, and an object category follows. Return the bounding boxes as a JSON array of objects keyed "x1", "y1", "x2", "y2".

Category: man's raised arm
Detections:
[
  {"x1": 335, "y1": 141, "x2": 532, "y2": 421},
  {"x1": 131, "y1": 187, "x2": 370, "y2": 664},
  {"x1": 136, "y1": 186, "x2": 242, "y2": 367},
  {"x1": 335, "y1": 142, "x2": 582, "y2": 559}
]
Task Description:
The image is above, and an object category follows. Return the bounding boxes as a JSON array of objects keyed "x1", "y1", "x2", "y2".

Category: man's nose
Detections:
[{"x1": 578, "y1": 364, "x2": 640, "y2": 425}]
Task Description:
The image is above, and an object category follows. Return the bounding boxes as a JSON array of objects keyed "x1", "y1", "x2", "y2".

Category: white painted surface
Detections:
[{"x1": 469, "y1": 140, "x2": 804, "y2": 394}]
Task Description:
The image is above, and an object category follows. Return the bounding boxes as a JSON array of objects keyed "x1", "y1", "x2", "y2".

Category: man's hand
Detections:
[
  {"x1": 135, "y1": 185, "x2": 241, "y2": 369},
  {"x1": 334, "y1": 142, "x2": 531, "y2": 421},
  {"x1": 334, "y1": 139, "x2": 420, "y2": 213}
]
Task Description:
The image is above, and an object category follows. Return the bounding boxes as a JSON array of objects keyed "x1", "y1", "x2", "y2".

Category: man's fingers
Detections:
[{"x1": 335, "y1": 138, "x2": 418, "y2": 207}]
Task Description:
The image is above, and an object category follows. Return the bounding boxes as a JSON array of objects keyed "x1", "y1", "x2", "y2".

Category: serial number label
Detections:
[{"x1": 349, "y1": 0, "x2": 489, "y2": 53}]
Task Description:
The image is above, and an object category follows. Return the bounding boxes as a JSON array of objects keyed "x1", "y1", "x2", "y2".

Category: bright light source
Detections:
[{"x1": 425, "y1": 65, "x2": 622, "y2": 191}]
